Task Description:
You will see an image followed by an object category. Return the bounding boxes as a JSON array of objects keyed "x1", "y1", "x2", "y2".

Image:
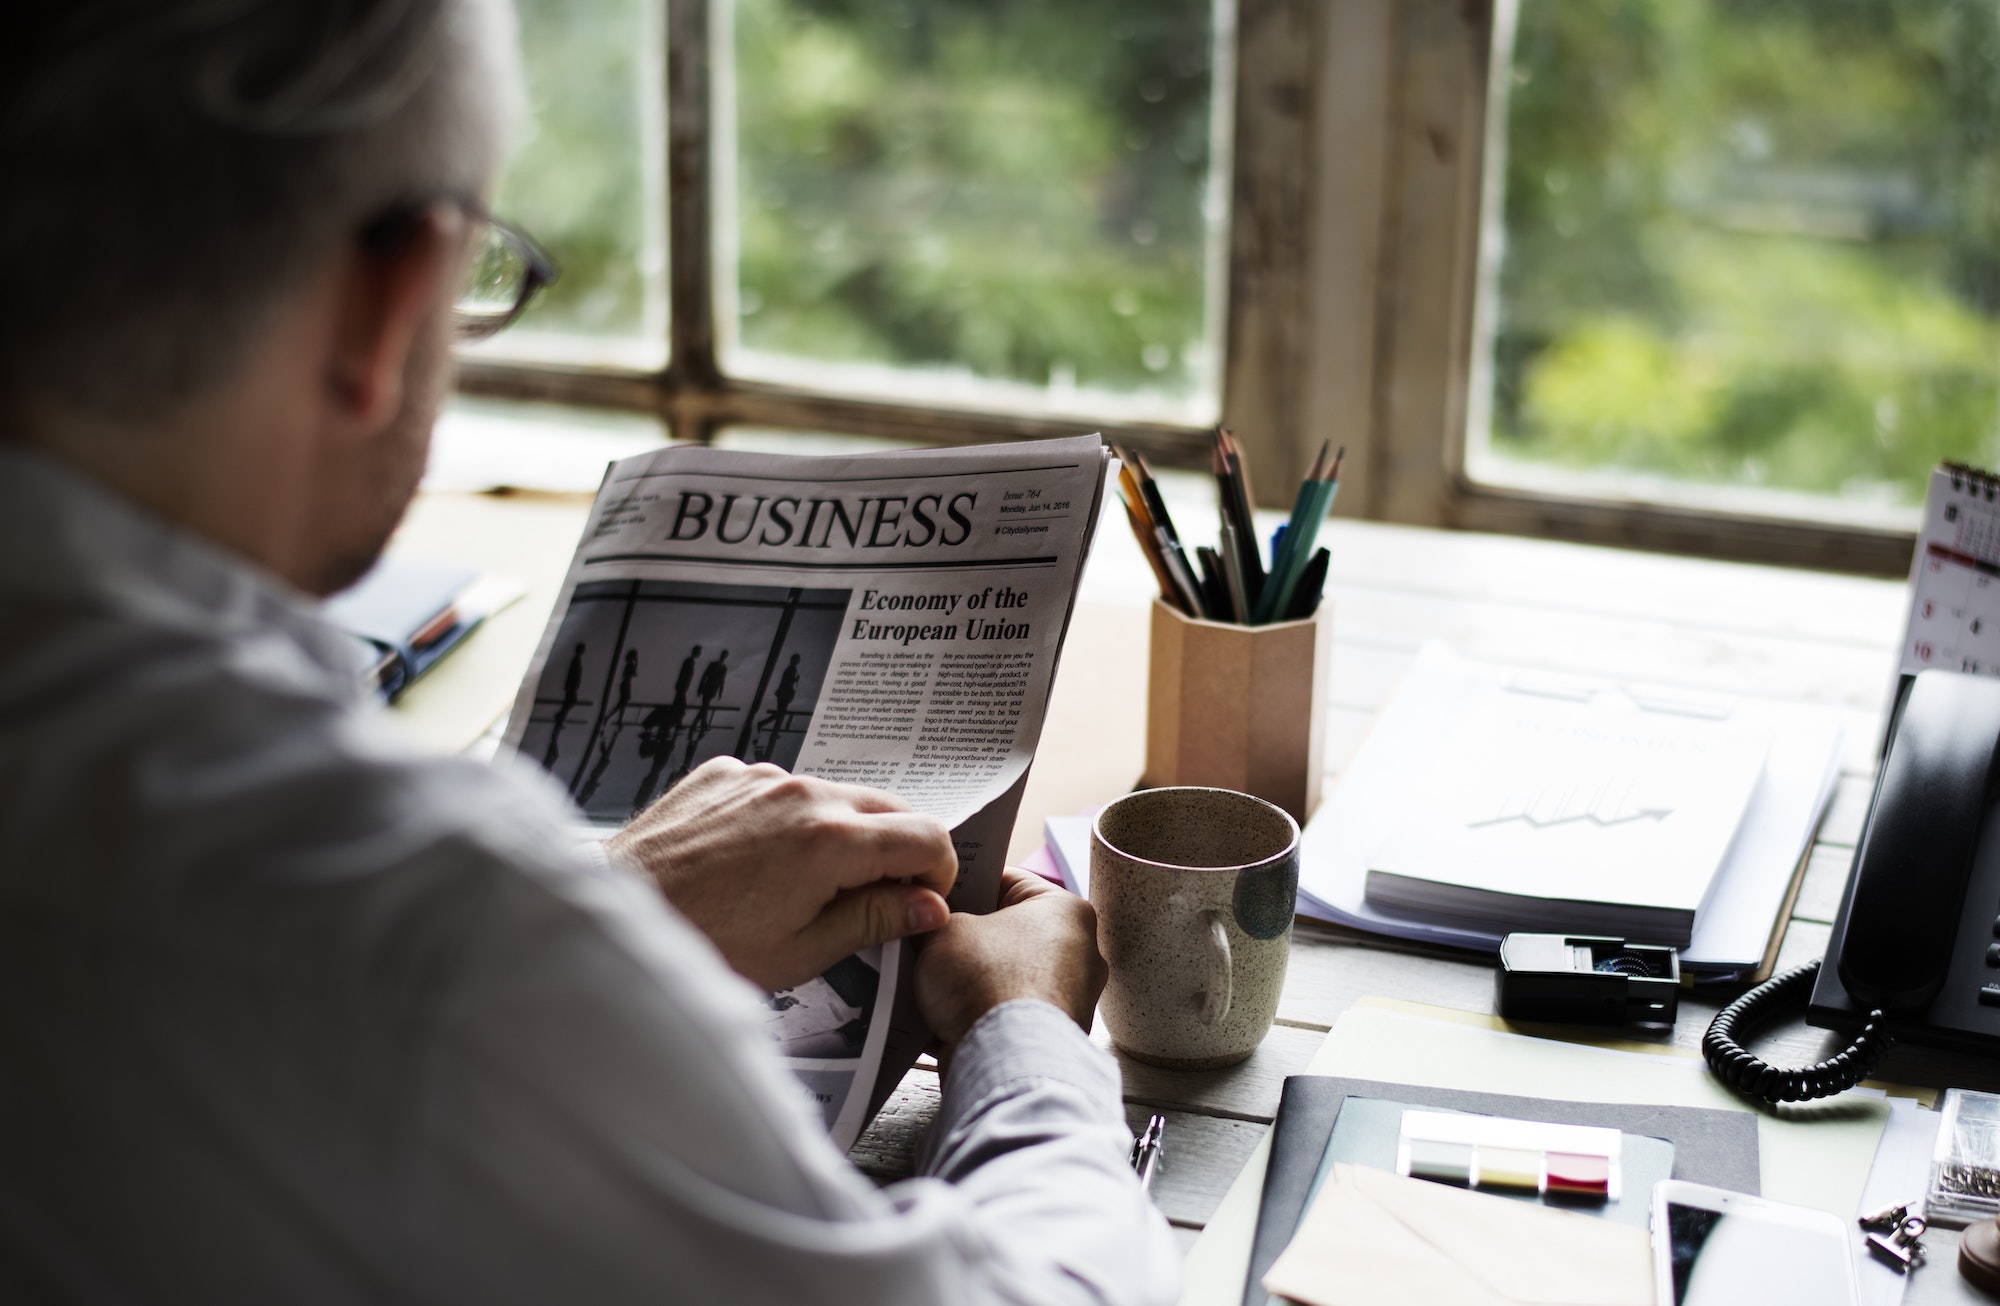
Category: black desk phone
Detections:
[
  {"x1": 1703, "y1": 669, "x2": 2000, "y2": 1102},
  {"x1": 1809, "y1": 668, "x2": 2000, "y2": 1053}
]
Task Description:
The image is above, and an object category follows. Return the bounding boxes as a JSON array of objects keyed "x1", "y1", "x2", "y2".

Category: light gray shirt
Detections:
[{"x1": 0, "y1": 448, "x2": 1179, "y2": 1305}]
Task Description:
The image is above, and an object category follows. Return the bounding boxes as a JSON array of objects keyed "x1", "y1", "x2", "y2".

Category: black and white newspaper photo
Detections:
[
  {"x1": 766, "y1": 944, "x2": 899, "y2": 1140},
  {"x1": 514, "y1": 578, "x2": 849, "y2": 823},
  {"x1": 501, "y1": 434, "x2": 1107, "y2": 1147}
]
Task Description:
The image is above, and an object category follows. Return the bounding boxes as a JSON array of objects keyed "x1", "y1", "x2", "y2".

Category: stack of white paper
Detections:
[
  {"x1": 1298, "y1": 645, "x2": 1844, "y2": 978},
  {"x1": 1361, "y1": 681, "x2": 1773, "y2": 946}
]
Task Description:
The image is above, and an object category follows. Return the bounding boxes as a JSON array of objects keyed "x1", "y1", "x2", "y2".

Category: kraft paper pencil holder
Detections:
[{"x1": 1141, "y1": 598, "x2": 1331, "y2": 824}]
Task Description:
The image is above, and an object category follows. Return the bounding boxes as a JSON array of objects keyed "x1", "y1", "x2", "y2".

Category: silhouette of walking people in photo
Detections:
[
  {"x1": 616, "y1": 649, "x2": 637, "y2": 715},
  {"x1": 634, "y1": 644, "x2": 701, "y2": 811},
  {"x1": 577, "y1": 649, "x2": 640, "y2": 805},
  {"x1": 668, "y1": 645, "x2": 698, "y2": 734},
  {"x1": 757, "y1": 653, "x2": 801, "y2": 761},
  {"x1": 696, "y1": 649, "x2": 729, "y2": 733},
  {"x1": 542, "y1": 642, "x2": 586, "y2": 768},
  {"x1": 676, "y1": 647, "x2": 730, "y2": 778}
]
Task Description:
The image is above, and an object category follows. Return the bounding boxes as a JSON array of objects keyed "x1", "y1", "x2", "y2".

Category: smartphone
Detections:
[{"x1": 1651, "y1": 1179, "x2": 1860, "y2": 1306}]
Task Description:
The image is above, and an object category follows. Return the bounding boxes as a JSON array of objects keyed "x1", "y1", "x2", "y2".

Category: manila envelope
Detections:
[{"x1": 1261, "y1": 1163, "x2": 1653, "y2": 1306}]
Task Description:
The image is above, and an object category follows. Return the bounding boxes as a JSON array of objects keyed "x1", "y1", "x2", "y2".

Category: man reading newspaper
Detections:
[
  {"x1": 0, "y1": 2, "x2": 1178, "y2": 1302},
  {"x1": 507, "y1": 431, "x2": 1114, "y2": 1144}
]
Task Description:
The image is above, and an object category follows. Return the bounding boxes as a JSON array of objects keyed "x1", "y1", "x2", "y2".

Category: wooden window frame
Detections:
[{"x1": 454, "y1": 0, "x2": 1917, "y2": 576}]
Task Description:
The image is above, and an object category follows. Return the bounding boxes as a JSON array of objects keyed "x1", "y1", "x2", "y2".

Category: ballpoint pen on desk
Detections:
[{"x1": 1130, "y1": 1113, "x2": 1165, "y2": 1193}]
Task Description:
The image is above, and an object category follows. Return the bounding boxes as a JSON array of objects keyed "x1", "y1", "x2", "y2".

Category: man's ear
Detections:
[{"x1": 327, "y1": 205, "x2": 464, "y2": 430}]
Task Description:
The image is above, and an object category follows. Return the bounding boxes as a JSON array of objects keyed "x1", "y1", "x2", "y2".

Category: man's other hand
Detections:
[
  {"x1": 916, "y1": 868, "x2": 1107, "y2": 1053},
  {"x1": 608, "y1": 758, "x2": 957, "y2": 992}
]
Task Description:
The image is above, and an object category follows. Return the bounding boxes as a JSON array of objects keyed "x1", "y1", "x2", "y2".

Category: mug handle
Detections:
[{"x1": 1200, "y1": 912, "x2": 1233, "y2": 1026}]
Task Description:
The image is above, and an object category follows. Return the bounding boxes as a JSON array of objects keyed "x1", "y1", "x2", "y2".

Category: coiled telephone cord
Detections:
[{"x1": 1701, "y1": 960, "x2": 1895, "y2": 1103}]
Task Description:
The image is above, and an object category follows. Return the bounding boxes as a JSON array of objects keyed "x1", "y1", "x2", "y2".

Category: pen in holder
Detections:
[{"x1": 1141, "y1": 598, "x2": 1330, "y2": 824}]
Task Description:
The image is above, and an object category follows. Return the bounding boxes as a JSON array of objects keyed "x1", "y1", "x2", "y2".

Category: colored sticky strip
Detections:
[
  {"x1": 1405, "y1": 1138, "x2": 1474, "y2": 1186},
  {"x1": 1545, "y1": 1151, "x2": 1612, "y2": 1197},
  {"x1": 1476, "y1": 1145, "x2": 1543, "y2": 1192}
]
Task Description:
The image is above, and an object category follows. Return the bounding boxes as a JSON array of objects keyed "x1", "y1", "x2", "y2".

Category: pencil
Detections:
[
  {"x1": 1129, "y1": 451, "x2": 1207, "y2": 618},
  {"x1": 1117, "y1": 458, "x2": 1154, "y2": 536},
  {"x1": 1196, "y1": 546, "x2": 1236, "y2": 623},
  {"x1": 1159, "y1": 539, "x2": 1209, "y2": 618},
  {"x1": 1214, "y1": 428, "x2": 1264, "y2": 602},
  {"x1": 1120, "y1": 491, "x2": 1185, "y2": 614},
  {"x1": 1218, "y1": 515, "x2": 1253, "y2": 624}
]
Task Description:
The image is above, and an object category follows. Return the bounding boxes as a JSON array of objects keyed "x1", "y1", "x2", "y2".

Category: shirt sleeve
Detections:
[
  {"x1": 906, "y1": 1000, "x2": 1184, "y2": 1305},
  {"x1": 407, "y1": 842, "x2": 1181, "y2": 1306}
]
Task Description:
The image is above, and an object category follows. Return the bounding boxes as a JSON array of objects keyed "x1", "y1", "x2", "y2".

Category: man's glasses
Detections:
[
  {"x1": 454, "y1": 212, "x2": 558, "y2": 340},
  {"x1": 360, "y1": 201, "x2": 560, "y2": 341}
]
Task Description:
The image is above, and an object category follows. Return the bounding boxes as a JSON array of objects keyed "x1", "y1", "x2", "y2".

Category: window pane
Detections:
[
  {"x1": 712, "y1": 427, "x2": 928, "y2": 457},
  {"x1": 475, "y1": 0, "x2": 666, "y2": 365},
  {"x1": 1474, "y1": 0, "x2": 2000, "y2": 523},
  {"x1": 425, "y1": 398, "x2": 670, "y2": 495},
  {"x1": 723, "y1": 0, "x2": 1226, "y2": 422}
]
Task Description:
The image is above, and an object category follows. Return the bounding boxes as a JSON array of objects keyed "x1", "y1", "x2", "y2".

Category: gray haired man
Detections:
[{"x1": 0, "y1": 3, "x2": 1177, "y2": 1301}]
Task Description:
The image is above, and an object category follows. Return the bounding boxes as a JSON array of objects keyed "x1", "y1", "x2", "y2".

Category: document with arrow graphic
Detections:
[{"x1": 1361, "y1": 681, "x2": 1773, "y2": 946}]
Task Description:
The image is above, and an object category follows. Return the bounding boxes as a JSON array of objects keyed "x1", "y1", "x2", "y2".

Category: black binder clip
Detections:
[
  {"x1": 1496, "y1": 934, "x2": 1679, "y2": 1028},
  {"x1": 1859, "y1": 1200, "x2": 1928, "y2": 1273}
]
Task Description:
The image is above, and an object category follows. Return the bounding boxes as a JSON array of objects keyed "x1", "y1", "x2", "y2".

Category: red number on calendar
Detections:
[
  {"x1": 1918, "y1": 642, "x2": 1935, "y2": 661},
  {"x1": 1923, "y1": 601, "x2": 1936, "y2": 618}
]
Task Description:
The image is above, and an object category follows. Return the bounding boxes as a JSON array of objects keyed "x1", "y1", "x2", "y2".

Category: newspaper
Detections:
[{"x1": 501, "y1": 434, "x2": 1108, "y2": 1146}]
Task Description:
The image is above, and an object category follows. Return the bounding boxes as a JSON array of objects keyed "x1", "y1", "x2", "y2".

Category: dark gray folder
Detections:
[{"x1": 1242, "y1": 1075, "x2": 1762, "y2": 1306}]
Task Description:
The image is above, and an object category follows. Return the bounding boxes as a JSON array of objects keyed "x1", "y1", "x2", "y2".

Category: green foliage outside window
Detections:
[
  {"x1": 493, "y1": 0, "x2": 1219, "y2": 407},
  {"x1": 495, "y1": 0, "x2": 655, "y2": 340},
  {"x1": 1493, "y1": 0, "x2": 2000, "y2": 504},
  {"x1": 729, "y1": 0, "x2": 1217, "y2": 404}
]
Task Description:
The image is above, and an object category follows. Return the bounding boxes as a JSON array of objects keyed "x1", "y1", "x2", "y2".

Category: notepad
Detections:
[
  {"x1": 322, "y1": 555, "x2": 519, "y2": 702},
  {"x1": 1362, "y1": 687, "x2": 1771, "y2": 946},
  {"x1": 1293, "y1": 644, "x2": 1843, "y2": 977}
]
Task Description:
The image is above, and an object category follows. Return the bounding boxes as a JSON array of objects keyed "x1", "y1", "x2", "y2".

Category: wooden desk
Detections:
[{"x1": 389, "y1": 486, "x2": 1990, "y2": 1301}]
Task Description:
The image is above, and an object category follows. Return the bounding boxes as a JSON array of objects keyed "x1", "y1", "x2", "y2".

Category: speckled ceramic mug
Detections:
[{"x1": 1090, "y1": 787, "x2": 1300, "y2": 1069}]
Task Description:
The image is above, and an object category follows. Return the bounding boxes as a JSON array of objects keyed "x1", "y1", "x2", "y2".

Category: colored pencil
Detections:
[
  {"x1": 1120, "y1": 490, "x2": 1185, "y2": 614},
  {"x1": 1262, "y1": 445, "x2": 1342, "y2": 623}
]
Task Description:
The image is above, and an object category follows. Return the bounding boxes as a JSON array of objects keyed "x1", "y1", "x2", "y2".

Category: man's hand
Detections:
[
  {"x1": 607, "y1": 758, "x2": 957, "y2": 992},
  {"x1": 916, "y1": 868, "x2": 1107, "y2": 1053}
]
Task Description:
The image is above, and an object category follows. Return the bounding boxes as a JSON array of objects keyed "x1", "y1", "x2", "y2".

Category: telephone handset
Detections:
[
  {"x1": 1704, "y1": 670, "x2": 2000, "y2": 1102},
  {"x1": 1824, "y1": 670, "x2": 2000, "y2": 1014}
]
